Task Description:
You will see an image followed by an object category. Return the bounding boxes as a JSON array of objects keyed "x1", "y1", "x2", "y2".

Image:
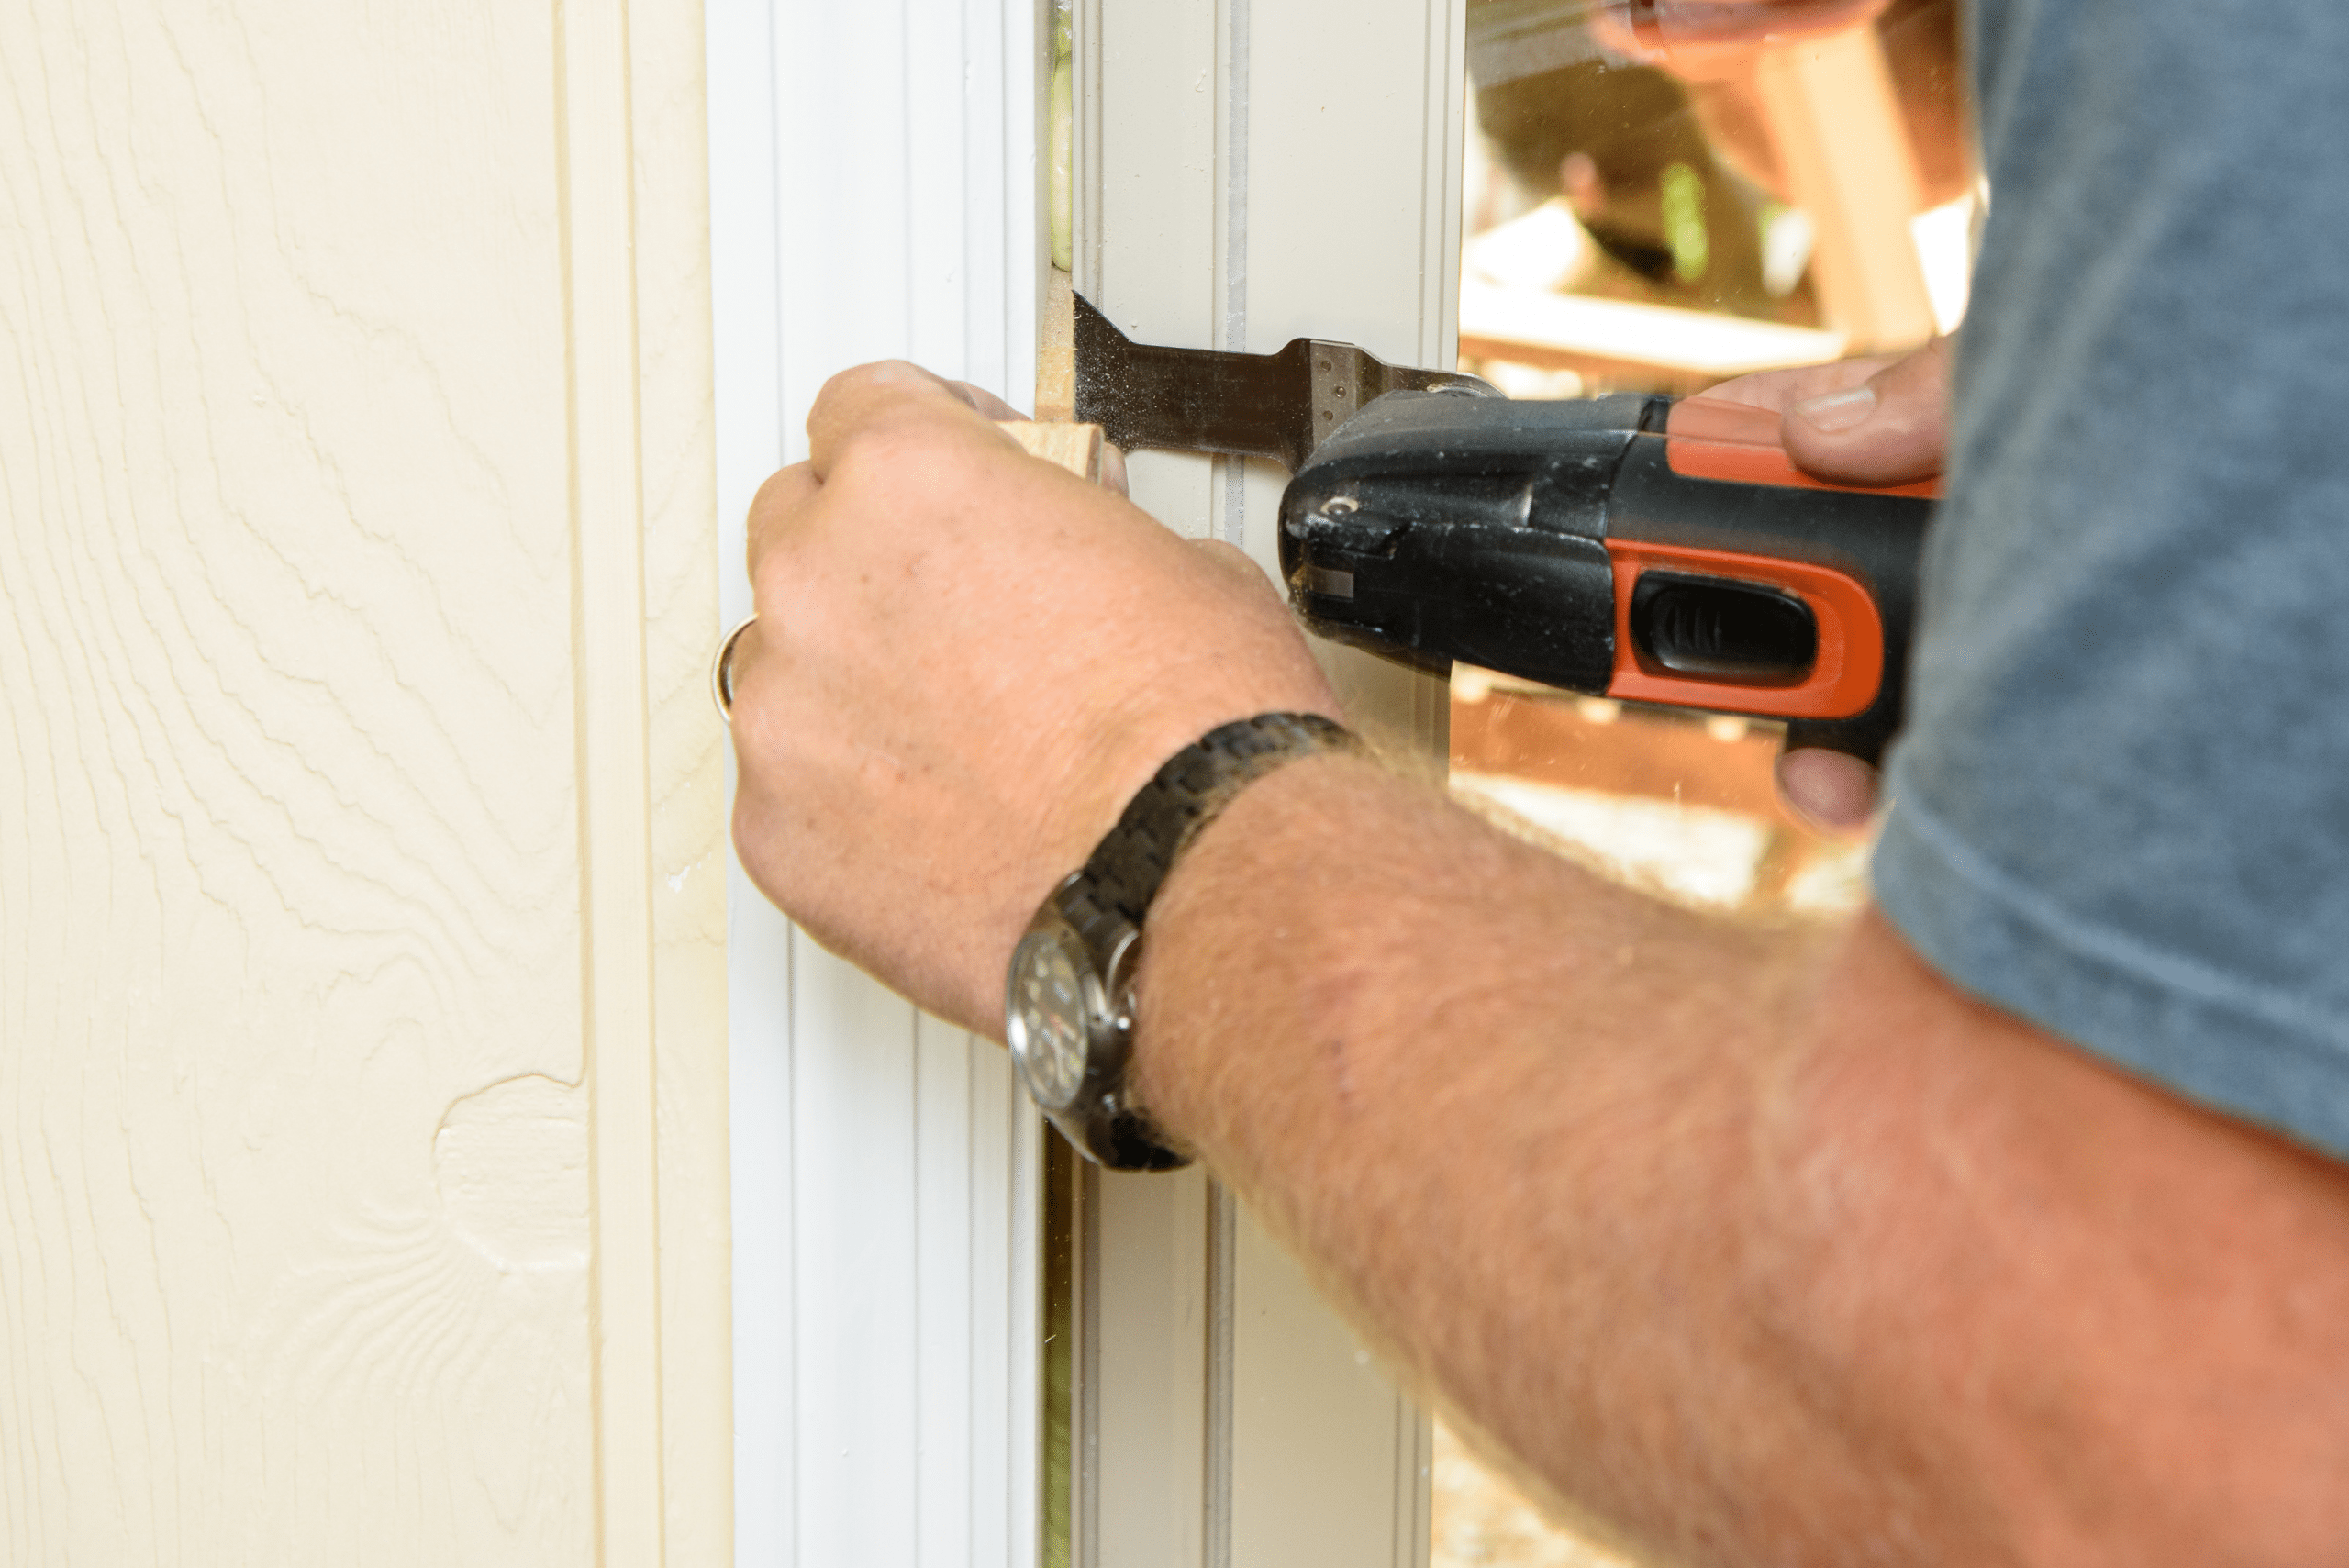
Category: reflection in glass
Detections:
[{"x1": 1461, "y1": 0, "x2": 1971, "y2": 401}]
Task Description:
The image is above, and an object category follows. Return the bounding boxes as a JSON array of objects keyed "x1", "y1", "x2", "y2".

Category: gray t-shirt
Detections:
[{"x1": 1872, "y1": 0, "x2": 2349, "y2": 1157}]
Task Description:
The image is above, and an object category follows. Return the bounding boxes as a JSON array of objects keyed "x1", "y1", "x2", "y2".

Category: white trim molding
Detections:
[{"x1": 707, "y1": 2, "x2": 1049, "y2": 1564}]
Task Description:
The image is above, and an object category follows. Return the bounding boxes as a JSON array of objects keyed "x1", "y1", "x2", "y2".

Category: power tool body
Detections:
[{"x1": 1074, "y1": 294, "x2": 1937, "y2": 763}]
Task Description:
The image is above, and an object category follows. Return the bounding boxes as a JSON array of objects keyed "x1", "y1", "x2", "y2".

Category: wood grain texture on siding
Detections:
[
  {"x1": 708, "y1": 2, "x2": 1045, "y2": 1565},
  {"x1": 0, "y1": 2, "x2": 728, "y2": 1563}
]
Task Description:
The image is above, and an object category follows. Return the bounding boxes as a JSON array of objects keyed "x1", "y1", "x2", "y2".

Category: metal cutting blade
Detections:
[{"x1": 1072, "y1": 293, "x2": 1497, "y2": 473}]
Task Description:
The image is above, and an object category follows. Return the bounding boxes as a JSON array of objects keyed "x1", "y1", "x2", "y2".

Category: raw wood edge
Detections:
[{"x1": 1000, "y1": 418, "x2": 1103, "y2": 482}]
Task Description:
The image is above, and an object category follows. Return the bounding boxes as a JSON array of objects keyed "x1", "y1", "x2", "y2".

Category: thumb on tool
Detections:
[{"x1": 1778, "y1": 335, "x2": 1951, "y2": 488}]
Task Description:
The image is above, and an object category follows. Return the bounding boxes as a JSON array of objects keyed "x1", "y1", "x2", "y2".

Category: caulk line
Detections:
[
  {"x1": 1219, "y1": 0, "x2": 1250, "y2": 551},
  {"x1": 1205, "y1": 1177, "x2": 1238, "y2": 1568},
  {"x1": 1208, "y1": 8, "x2": 1249, "y2": 1558}
]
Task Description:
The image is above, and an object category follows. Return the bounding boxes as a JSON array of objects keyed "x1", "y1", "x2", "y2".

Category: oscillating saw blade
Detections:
[{"x1": 1072, "y1": 293, "x2": 1497, "y2": 473}]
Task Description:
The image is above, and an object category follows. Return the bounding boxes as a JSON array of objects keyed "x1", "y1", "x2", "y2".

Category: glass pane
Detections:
[
  {"x1": 1439, "y1": 3, "x2": 1971, "y2": 1563},
  {"x1": 1460, "y1": 0, "x2": 1971, "y2": 399}
]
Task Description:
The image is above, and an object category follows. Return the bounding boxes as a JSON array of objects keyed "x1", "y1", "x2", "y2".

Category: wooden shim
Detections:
[
  {"x1": 1038, "y1": 267, "x2": 1079, "y2": 420},
  {"x1": 1002, "y1": 419, "x2": 1105, "y2": 482}
]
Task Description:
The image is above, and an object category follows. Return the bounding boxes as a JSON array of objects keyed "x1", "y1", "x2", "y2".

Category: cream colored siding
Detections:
[{"x1": 0, "y1": 3, "x2": 729, "y2": 1562}]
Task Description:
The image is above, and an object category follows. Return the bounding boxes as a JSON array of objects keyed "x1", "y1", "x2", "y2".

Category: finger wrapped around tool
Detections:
[{"x1": 1775, "y1": 747, "x2": 1879, "y2": 831}]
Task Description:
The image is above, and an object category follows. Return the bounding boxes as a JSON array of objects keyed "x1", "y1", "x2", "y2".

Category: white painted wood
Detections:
[
  {"x1": 707, "y1": 2, "x2": 1047, "y2": 1565},
  {"x1": 1070, "y1": 0, "x2": 1459, "y2": 1562},
  {"x1": 1230, "y1": 1220, "x2": 1435, "y2": 1568},
  {"x1": 0, "y1": 1, "x2": 730, "y2": 1562},
  {"x1": 1086, "y1": 1169, "x2": 1214, "y2": 1566}
]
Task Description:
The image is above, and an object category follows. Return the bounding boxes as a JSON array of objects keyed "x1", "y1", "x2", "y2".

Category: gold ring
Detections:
[{"x1": 711, "y1": 613, "x2": 759, "y2": 724}]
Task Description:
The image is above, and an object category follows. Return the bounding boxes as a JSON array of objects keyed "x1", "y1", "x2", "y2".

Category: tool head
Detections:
[{"x1": 1072, "y1": 293, "x2": 1498, "y2": 473}]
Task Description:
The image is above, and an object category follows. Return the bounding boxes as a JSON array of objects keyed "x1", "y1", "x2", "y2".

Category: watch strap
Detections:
[
  {"x1": 1083, "y1": 711, "x2": 1358, "y2": 929},
  {"x1": 1027, "y1": 711, "x2": 1360, "y2": 1171}
]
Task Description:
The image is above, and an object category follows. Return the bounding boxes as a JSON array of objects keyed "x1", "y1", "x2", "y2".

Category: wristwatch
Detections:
[{"x1": 1005, "y1": 711, "x2": 1359, "y2": 1170}]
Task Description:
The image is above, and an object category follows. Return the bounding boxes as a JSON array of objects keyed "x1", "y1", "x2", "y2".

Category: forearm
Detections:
[
  {"x1": 733, "y1": 361, "x2": 2349, "y2": 1564},
  {"x1": 1138, "y1": 754, "x2": 1881, "y2": 1562},
  {"x1": 1136, "y1": 754, "x2": 2349, "y2": 1567}
]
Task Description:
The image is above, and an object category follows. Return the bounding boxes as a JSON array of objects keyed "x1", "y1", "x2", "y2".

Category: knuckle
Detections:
[
  {"x1": 834, "y1": 417, "x2": 982, "y2": 495},
  {"x1": 818, "y1": 359, "x2": 941, "y2": 415},
  {"x1": 819, "y1": 358, "x2": 907, "y2": 398},
  {"x1": 748, "y1": 465, "x2": 802, "y2": 519}
]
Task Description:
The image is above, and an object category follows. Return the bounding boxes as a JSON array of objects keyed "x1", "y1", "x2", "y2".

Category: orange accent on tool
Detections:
[
  {"x1": 1605, "y1": 541, "x2": 1886, "y2": 719},
  {"x1": 1664, "y1": 396, "x2": 1942, "y2": 499}
]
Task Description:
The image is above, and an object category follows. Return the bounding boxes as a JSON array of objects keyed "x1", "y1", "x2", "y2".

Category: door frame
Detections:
[
  {"x1": 707, "y1": 0, "x2": 1469, "y2": 1561},
  {"x1": 1061, "y1": 2, "x2": 1467, "y2": 1564}
]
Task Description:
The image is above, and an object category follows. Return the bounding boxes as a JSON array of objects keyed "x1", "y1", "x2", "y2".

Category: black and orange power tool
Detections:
[{"x1": 1074, "y1": 295, "x2": 1938, "y2": 763}]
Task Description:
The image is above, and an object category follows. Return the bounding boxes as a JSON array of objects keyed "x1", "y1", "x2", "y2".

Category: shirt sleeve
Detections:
[{"x1": 1869, "y1": 0, "x2": 2349, "y2": 1158}]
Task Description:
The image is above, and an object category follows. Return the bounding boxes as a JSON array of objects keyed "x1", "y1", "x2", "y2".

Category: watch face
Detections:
[{"x1": 1008, "y1": 929, "x2": 1092, "y2": 1111}]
